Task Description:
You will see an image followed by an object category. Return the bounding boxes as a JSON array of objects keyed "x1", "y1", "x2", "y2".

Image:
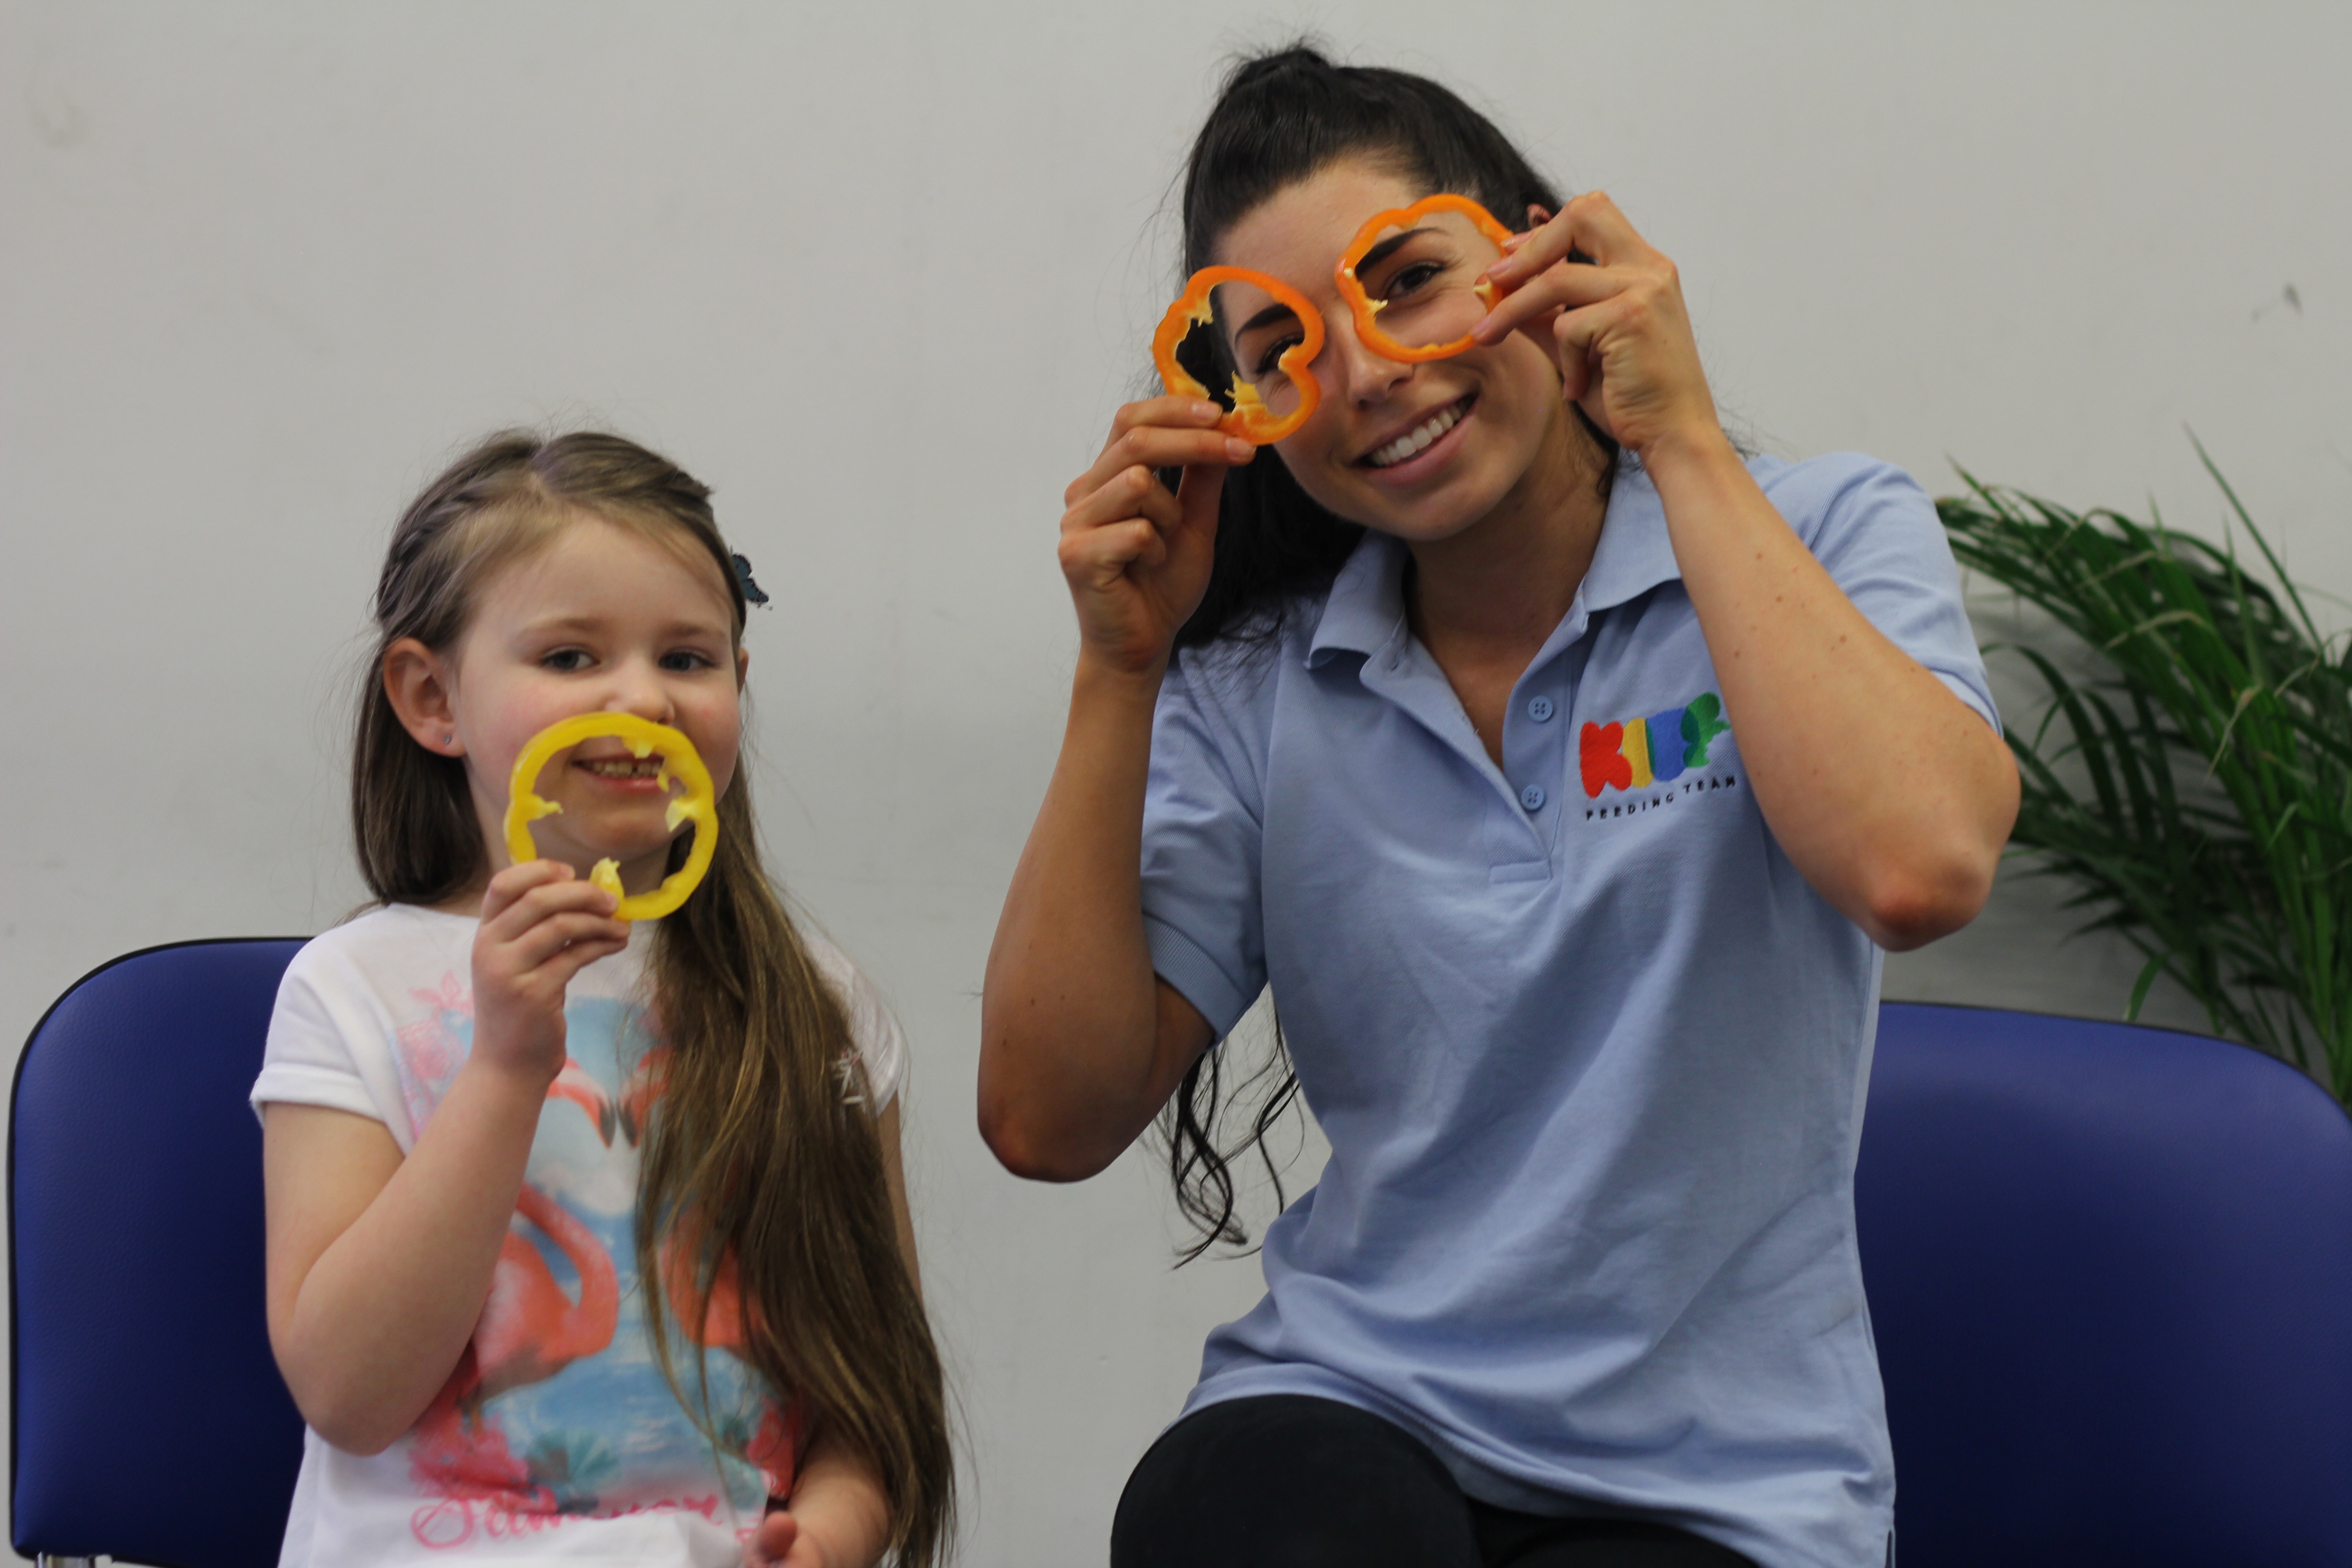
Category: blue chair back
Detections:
[
  {"x1": 11, "y1": 938, "x2": 309, "y2": 1568},
  {"x1": 1859, "y1": 1002, "x2": 2352, "y2": 1567}
]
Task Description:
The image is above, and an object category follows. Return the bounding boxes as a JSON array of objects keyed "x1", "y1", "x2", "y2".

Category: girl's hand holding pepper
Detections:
[
  {"x1": 468, "y1": 859, "x2": 628, "y2": 1092},
  {"x1": 1058, "y1": 396, "x2": 1255, "y2": 681},
  {"x1": 1472, "y1": 190, "x2": 1725, "y2": 463}
]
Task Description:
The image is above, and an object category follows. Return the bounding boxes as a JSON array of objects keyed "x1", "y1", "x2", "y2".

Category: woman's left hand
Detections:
[{"x1": 1471, "y1": 191, "x2": 1722, "y2": 460}]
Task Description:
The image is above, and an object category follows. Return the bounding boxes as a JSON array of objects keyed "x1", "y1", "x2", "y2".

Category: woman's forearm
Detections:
[
  {"x1": 1643, "y1": 429, "x2": 2019, "y2": 949},
  {"x1": 979, "y1": 654, "x2": 1209, "y2": 1180}
]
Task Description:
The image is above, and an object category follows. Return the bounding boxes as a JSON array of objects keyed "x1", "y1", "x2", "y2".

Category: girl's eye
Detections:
[
  {"x1": 1253, "y1": 333, "x2": 1303, "y2": 377},
  {"x1": 661, "y1": 649, "x2": 717, "y2": 672},
  {"x1": 541, "y1": 648, "x2": 592, "y2": 672}
]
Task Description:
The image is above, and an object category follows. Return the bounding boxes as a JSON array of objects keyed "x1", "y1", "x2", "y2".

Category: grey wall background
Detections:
[{"x1": 5, "y1": 4, "x2": 2347, "y2": 1562}]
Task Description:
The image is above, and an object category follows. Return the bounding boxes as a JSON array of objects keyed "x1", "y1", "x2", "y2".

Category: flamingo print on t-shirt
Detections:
[{"x1": 387, "y1": 981, "x2": 796, "y2": 1549}]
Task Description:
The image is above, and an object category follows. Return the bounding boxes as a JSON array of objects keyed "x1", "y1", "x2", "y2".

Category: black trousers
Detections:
[{"x1": 1111, "y1": 1395, "x2": 1759, "y2": 1568}]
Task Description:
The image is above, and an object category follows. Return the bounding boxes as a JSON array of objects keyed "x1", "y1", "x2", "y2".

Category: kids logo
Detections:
[{"x1": 1580, "y1": 694, "x2": 1730, "y2": 797}]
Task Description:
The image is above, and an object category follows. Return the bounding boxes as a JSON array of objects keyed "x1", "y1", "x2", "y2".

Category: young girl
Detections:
[
  {"x1": 257, "y1": 431, "x2": 951, "y2": 1568},
  {"x1": 981, "y1": 46, "x2": 2018, "y2": 1568}
]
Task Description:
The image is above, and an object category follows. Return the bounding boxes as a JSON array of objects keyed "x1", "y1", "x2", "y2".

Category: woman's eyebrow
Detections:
[
  {"x1": 1235, "y1": 299, "x2": 1300, "y2": 337},
  {"x1": 1357, "y1": 227, "x2": 1436, "y2": 274}
]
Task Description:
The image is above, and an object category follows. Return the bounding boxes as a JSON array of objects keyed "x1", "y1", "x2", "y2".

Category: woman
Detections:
[{"x1": 980, "y1": 45, "x2": 2015, "y2": 1568}]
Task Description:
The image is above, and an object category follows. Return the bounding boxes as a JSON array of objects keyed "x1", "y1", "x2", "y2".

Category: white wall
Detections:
[{"x1": 4, "y1": 4, "x2": 2347, "y2": 1562}]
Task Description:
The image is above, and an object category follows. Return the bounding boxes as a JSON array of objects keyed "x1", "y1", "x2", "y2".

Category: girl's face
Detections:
[
  {"x1": 1213, "y1": 160, "x2": 1578, "y2": 546},
  {"x1": 436, "y1": 516, "x2": 745, "y2": 895}
]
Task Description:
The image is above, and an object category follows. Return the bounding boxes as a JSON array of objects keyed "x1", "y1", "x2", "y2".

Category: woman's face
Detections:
[{"x1": 1212, "y1": 160, "x2": 1573, "y2": 546}]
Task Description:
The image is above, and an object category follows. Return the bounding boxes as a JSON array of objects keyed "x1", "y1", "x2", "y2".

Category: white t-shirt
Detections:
[{"x1": 252, "y1": 902, "x2": 907, "y2": 1568}]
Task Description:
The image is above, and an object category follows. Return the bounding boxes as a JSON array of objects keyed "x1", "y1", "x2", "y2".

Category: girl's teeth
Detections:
[
  {"x1": 1368, "y1": 401, "x2": 1465, "y2": 468},
  {"x1": 583, "y1": 758, "x2": 661, "y2": 778}
]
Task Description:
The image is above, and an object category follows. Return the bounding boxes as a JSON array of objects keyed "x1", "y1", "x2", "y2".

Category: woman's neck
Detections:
[{"x1": 1405, "y1": 407, "x2": 1610, "y2": 660}]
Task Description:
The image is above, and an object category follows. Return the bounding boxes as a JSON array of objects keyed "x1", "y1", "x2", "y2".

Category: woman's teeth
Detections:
[
  {"x1": 580, "y1": 757, "x2": 662, "y2": 779},
  {"x1": 1366, "y1": 400, "x2": 1467, "y2": 469}
]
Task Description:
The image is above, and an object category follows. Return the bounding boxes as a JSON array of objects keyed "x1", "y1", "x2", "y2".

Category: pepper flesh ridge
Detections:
[
  {"x1": 1151, "y1": 265, "x2": 1326, "y2": 446},
  {"x1": 502, "y1": 713, "x2": 719, "y2": 922},
  {"x1": 1334, "y1": 193, "x2": 1520, "y2": 366}
]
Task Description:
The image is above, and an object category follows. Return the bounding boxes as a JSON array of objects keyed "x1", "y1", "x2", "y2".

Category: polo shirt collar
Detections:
[
  {"x1": 1307, "y1": 530, "x2": 1411, "y2": 666},
  {"x1": 1305, "y1": 460, "x2": 1682, "y2": 666},
  {"x1": 1575, "y1": 460, "x2": 1682, "y2": 612}
]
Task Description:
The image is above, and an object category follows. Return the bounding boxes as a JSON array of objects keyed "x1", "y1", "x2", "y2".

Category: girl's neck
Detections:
[{"x1": 1405, "y1": 407, "x2": 1610, "y2": 658}]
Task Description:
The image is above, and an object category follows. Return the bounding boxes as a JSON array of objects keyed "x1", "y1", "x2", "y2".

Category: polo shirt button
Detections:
[
  {"x1": 1519, "y1": 784, "x2": 1547, "y2": 812},
  {"x1": 1527, "y1": 696, "x2": 1555, "y2": 722}
]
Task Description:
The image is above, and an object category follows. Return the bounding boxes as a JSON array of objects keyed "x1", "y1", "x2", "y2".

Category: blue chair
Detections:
[
  {"x1": 1858, "y1": 1002, "x2": 2352, "y2": 1568},
  {"x1": 11, "y1": 939, "x2": 309, "y2": 1568}
]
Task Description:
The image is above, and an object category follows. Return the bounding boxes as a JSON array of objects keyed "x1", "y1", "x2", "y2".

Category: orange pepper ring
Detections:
[
  {"x1": 1151, "y1": 266, "x2": 1326, "y2": 446},
  {"x1": 1334, "y1": 194, "x2": 1520, "y2": 365}
]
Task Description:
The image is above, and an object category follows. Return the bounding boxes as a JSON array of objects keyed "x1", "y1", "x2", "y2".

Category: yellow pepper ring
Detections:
[
  {"x1": 502, "y1": 713, "x2": 719, "y2": 922},
  {"x1": 1151, "y1": 265, "x2": 1326, "y2": 446},
  {"x1": 1334, "y1": 193, "x2": 1520, "y2": 365}
]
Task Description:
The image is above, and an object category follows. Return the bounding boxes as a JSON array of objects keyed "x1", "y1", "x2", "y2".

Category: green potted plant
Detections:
[{"x1": 1938, "y1": 445, "x2": 2352, "y2": 1097}]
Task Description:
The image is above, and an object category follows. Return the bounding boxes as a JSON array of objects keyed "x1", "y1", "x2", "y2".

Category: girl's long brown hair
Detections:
[{"x1": 354, "y1": 430, "x2": 952, "y2": 1564}]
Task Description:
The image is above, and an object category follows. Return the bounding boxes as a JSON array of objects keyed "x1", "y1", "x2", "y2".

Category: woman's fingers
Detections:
[
  {"x1": 1471, "y1": 260, "x2": 1640, "y2": 345},
  {"x1": 1059, "y1": 514, "x2": 1172, "y2": 588},
  {"x1": 1065, "y1": 397, "x2": 1252, "y2": 507},
  {"x1": 1063, "y1": 464, "x2": 1181, "y2": 542},
  {"x1": 1558, "y1": 191, "x2": 1658, "y2": 268},
  {"x1": 1108, "y1": 392, "x2": 1227, "y2": 445},
  {"x1": 1175, "y1": 459, "x2": 1229, "y2": 539},
  {"x1": 1485, "y1": 189, "x2": 1653, "y2": 286},
  {"x1": 1475, "y1": 189, "x2": 1671, "y2": 343},
  {"x1": 1065, "y1": 428, "x2": 1250, "y2": 509}
]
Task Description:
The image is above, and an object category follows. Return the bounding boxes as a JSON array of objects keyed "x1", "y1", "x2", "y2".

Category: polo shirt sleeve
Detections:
[
  {"x1": 1779, "y1": 455, "x2": 2001, "y2": 733},
  {"x1": 1139, "y1": 651, "x2": 1269, "y2": 1040}
]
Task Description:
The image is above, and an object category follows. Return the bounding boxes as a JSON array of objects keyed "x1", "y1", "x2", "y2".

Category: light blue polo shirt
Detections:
[{"x1": 1139, "y1": 452, "x2": 1996, "y2": 1568}]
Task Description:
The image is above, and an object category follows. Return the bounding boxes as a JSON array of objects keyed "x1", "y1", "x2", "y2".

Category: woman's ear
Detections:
[{"x1": 383, "y1": 638, "x2": 464, "y2": 756}]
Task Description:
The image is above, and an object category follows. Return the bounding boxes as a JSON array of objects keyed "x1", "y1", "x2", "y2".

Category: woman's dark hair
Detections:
[
  {"x1": 355, "y1": 431, "x2": 953, "y2": 1564},
  {"x1": 1156, "y1": 43, "x2": 1616, "y2": 1262}
]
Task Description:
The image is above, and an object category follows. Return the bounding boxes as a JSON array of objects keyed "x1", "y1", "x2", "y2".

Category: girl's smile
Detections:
[{"x1": 572, "y1": 752, "x2": 672, "y2": 786}]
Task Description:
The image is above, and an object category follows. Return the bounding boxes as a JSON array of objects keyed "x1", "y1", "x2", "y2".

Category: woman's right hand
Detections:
[
  {"x1": 470, "y1": 860, "x2": 628, "y2": 1089},
  {"x1": 1058, "y1": 396, "x2": 1255, "y2": 676}
]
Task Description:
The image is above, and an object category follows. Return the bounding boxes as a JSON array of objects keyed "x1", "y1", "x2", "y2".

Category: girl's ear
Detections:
[
  {"x1": 1526, "y1": 203, "x2": 1553, "y2": 230},
  {"x1": 383, "y1": 637, "x2": 464, "y2": 756},
  {"x1": 735, "y1": 644, "x2": 750, "y2": 691}
]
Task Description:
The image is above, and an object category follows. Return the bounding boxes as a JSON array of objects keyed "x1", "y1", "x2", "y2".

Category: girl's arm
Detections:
[
  {"x1": 978, "y1": 400, "x2": 1250, "y2": 1181},
  {"x1": 1479, "y1": 195, "x2": 2019, "y2": 951},
  {"x1": 263, "y1": 862, "x2": 628, "y2": 1452}
]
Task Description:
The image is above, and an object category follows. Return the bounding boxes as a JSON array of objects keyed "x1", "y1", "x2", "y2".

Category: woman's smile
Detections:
[{"x1": 1357, "y1": 392, "x2": 1476, "y2": 475}]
